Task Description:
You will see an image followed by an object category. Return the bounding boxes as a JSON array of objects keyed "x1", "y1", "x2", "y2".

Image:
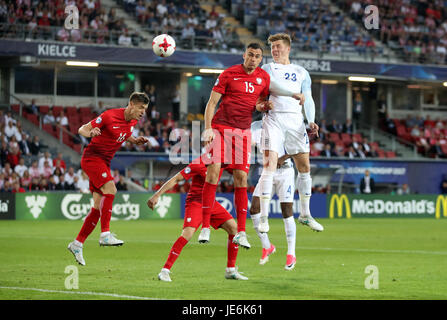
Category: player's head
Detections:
[
  {"x1": 268, "y1": 33, "x2": 291, "y2": 63},
  {"x1": 128, "y1": 92, "x2": 149, "y2": 120},
  {"x1": 243, "y1": 43, "x2": 264, "y2": 72}
]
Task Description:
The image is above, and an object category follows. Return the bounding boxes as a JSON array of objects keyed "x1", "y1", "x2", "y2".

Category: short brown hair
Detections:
[
  {"x1": 129, "y1": 92, "x2": 149, "y2": 105},
  {"x1": 267, "y1": 33, "x2": 292, "y2": 47}
]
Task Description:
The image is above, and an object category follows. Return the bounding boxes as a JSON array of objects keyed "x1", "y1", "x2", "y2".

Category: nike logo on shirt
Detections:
[{"x1": 113, "y1": 126, "x2": 120, "y2": 129}]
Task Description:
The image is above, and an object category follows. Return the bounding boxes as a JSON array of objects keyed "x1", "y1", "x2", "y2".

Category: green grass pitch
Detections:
[{"x1": 0, "y1": 218, "x2": 446, "y2": 300}]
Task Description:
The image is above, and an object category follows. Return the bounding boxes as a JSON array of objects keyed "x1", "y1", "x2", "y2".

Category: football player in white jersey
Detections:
[
  {"x1": 250, "y1": 120, "x2": 298, "y2": 270},
  {"x1": 257, "y1": 33, "x2": 324, "y2": 235}
]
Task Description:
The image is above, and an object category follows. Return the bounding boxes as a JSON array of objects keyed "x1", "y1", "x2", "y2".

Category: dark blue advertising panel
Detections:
[
  {"x1": 0, "y1": 193, "x2": 15, "y2": 220},
  {"x1": 181, "y1": 193, "x2": 327, "y2": 219},
  {"x1": 2, "y1": 39, "x2": 447, "y2": 80}
]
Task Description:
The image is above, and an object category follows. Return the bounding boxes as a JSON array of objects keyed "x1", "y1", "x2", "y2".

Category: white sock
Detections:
[
  {"x1": 251, "y1": 214, "x2": 271, "y2": 249},
  {"x1": 283, "y1": 216, "x2": 296, "y2": 256},
  {"x1": 259, "y1": 171, "x2": 274, "y2": 219},
  {"x1": 161, "y1": 268, "x2": 170, "y2": 273},
  {"x1": 74, "y1": 240, "x2": 83, "y2": 247},
  {"x1": 100, "y1": 231, "x2": 110, "y2": 237},
  {"x1": 226, "y1": 267, "x2": 235, "y2": 273},
  {"x1": 298, "y1": 172, "x2": 312, "y2": 218}
]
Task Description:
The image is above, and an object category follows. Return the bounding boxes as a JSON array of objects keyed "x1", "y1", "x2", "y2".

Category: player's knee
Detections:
[
  {"x1": 181, "y1": 228, "x2": 194, "y2": 241},
  {"x1": 233, "y1": 172, "x2": 247, "y2": 187},
  {"x1": 281, "y1": 203, "x2": 293, "y2": 218},
  {"x1": 250, "y1": 205, "x2": 260, "y2": 216}
]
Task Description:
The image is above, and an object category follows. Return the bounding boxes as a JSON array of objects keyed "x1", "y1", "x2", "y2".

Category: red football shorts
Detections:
[
  {"x1": 81, "y1": 157, "x2": 114, "y2": 194},
  {"x1": 202, "y1": 123, "x2": 251, "y2": 173},
  {"x1": 183, "y1": 200, "x2": 233, "y2": 230}
]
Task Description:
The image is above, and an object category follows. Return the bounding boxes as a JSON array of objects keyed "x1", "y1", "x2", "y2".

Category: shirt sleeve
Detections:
[
  {"x1": 212, "y1": 70, "x2": 229, "y2": 95},
  {"x1": 301, "y1": 70, "x2": 312, "y2": 93},
  {"x1": 90, "y1": 111, "x2": 107, "y2": 129}
]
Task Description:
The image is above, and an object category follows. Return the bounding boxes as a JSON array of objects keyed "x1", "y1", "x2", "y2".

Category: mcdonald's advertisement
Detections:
[{"x1": 328, "y1": 194, "x2": 447, "y2": 218}]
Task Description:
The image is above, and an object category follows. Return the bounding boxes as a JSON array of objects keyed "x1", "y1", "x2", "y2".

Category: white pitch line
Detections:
[
  {"x1": 1, "y1": 234, "x2": 446, "y2": 256},
  {"x1": 0, "y1": 286, "x2": 167, "y2": 300}
]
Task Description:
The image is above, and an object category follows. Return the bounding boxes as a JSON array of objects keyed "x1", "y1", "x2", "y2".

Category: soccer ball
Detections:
[{"x1": 152, "y1": 34, "x2": 176, "y2": 58}]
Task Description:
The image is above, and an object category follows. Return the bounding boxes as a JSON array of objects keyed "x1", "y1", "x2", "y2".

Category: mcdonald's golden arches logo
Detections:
[
  {"x1": 329, "y1": 194, "x2": 351, "y2": 219},
  {"x1": 435, "y1": 195, "x2": 447, "y2": 219}
]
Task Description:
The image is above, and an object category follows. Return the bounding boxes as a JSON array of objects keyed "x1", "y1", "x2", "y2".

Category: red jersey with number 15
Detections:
[
  {"x1": 82, "y1": 108, "x2": 137, "y2": 166},
  {"x1": 212, "y1": 64, "x2": 270, "y2": 130}
]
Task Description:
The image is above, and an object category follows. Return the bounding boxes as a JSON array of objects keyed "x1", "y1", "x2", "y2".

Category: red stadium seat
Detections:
[
  {"x1": 65, "y1": 106, "x2": 78, "y2": 117},
  {"x1": 11, "y1": 104, "x2": 20, "y2": 113},
  {"x1": 39, "y1": 106, "x2": 50, "y2": 115},
  {"x1": 26, "y1": 114, "x2": 39, "y2": 126},
  {"x1": 42, "y1": 124, "x2": 55, "y2": 135},
  {"x1": 329, "y1": 132, "x2": 341, "y2": 142},
  {"x1": 52, "y1": 106, "x2": 63, "y2": 117},
  {"x1": 377, "y1": 150, "x2": 386, "y2": 158},
  {"x1": 352, "y1": 133, "x2": 362, "y2": 143},
  {"x1": 385, "y1": 151, "x2": 396, "y2": 158},
  {"x1": 441, "y1": 144, "x2": 447, "y2": 155},
  {"x1": 341, "y1": 133, "x2": 352, "y2": 145}
]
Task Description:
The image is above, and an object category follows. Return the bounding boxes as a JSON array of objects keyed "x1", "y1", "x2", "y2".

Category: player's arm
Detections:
[
  {"x1": 78, "y1": 122, "x2": 101, "y2": 138},
  {"x1": 302, "y1": 71, "x2": 319, "y2": 137},
  {"x1": 277, "y1": 154, "x2": 292, "y2": 168},
  {"x1": 147, "y1": 172, "x2": 185, "y2": 209},
  {"x1": 127, "y1": 135, "x2": 149, "y2": 145},
  {"x1": 255, "y1": 95, "x2": 273, "y2": 112},
  {"x1": 203, "y1": 90, "x2": 222, "y2": 145}
]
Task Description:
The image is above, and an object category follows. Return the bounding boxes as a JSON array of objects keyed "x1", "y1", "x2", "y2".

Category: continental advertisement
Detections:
[
  {"x1": 15, "y1": 192, "x2": 181, "y2": 220},
  {"x1": 328, "y1": 194, "x2": 447, "y2": 218}
]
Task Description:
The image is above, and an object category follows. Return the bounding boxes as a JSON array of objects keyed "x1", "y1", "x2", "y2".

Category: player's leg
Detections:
[
  {"x1": 231, "y1": 169, "x2": 251, "y2": 249},
  {"x1": 291, "y1": 153, "x2": 324, "y2": 232},
  {"x1": 98, "y1": 180, "x2": 124, "y2": 245},
  {"x1": 199, "y1": 162, "x2": 222, "y2": 243},
  {"x1": 250, "y1": 195, "x2": 275, "y2": 265},
  {"x1": 215, "y1": 203, "x2": 247, "y2": 280},
  {"x1": 281, "y1": 202, "x2": 297, "y2": 270},
  {"x1": 159, "y1": 227, "x2": 195, "y2": 282},
  {"x1": 258, "y1": 149, "x2": 278, "y2": 233}
]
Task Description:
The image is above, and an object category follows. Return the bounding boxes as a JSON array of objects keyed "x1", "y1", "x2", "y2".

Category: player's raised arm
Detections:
[
  {"x1": 78, "y1": 122, "x2": 101, "y2": 138},
  {"x1": 147, "y1": 172, "x2": 185, "y2": 209},
  {"x1": 203, "y1": 90, "x2": 222, "y2": 144}
]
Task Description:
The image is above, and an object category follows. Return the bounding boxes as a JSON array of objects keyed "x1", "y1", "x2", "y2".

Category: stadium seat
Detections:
[
  {"x1": 42, "y1": 124, "x2": 55, "y2": 135},
  {"x1": 441, "y1": 144, "x2": 447, "y2": 155},
  {"x1": 39, "y1": 106, "x2": 50, "y2": 115},
  {"x1": 377, "y1": 150, "x2": 386, "y2": 158},
  {"x1": 11, "y1": 104, "x2": 20, "y2": 113},
  {"x1": 65, "y1": 106, "x2": 78, "y2": 117},
  {"x1": 52, "y1": 106, "x2": 63, "y2": 117},
  {"x1": 73, "y1": 144, "x2": 82, "y2": 154},
  {"x1": 385, "y1": 151, "x2": 396, "y2": 158},
  {"x1": 26, "y1": 114, "x2": 39, "y2": 126},
  {"x1": 186, "y1": 113, "x2": 195, "y2": 122},
  {"x1": 329, "y1": 132, "x2": 341, "y2": 142},
  {"x1": 352, "y1": 133, "x2": 362, "y2": 142},
  {"x1": 341, "y1": 133, "x2": 352, "y2": 145}
]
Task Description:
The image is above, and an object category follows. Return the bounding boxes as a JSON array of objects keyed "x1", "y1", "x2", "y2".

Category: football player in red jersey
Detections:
[
  {"x1": 147, "y1": 160, "x2": 247, "y2": 281},
  {"x1": 198, "y1": 43, "x2": 274, "y2": 248},
  {"x1": 67, "y1": 92, "x2": 149, "y2": 266}
]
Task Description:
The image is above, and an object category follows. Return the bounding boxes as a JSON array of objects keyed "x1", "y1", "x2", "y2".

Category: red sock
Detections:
[
  {"x1": 163, "y1": 236, "x2": 189, "y2": 270},
  {"x1": 202, "y1": 182, "x2": 217, "y2": 229},
  {"x1": 227, "y1": 234, "x2": 239, "y2": 268},
  {"x1": 234, "y1": 187, "x2": 248, "y2": 232},
  {"x1": 100, "y1": 194, "x2": 115, "y2": 232},
  {"x1": 76, "y1": 208, "x2": 100, "y2": 243}
]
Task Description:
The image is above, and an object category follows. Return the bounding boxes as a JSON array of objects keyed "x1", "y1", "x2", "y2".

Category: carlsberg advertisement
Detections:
[{"x1": 15, "y1": 192, "x2": 180, "y2": 220}]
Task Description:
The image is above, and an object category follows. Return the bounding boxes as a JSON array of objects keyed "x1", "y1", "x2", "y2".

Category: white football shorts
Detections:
[
  {"x1": 253, "y1": 166, "x2": 295, "y2": 203},
  {"x1": 261, "y1": 112, "x2": 310, "y2": 155}
]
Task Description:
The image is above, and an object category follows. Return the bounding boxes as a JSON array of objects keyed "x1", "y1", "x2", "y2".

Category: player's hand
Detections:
[
  {"x1": 293, "y1": 93, "x2": 305, "y2": 106},
  {"x1": 261, "y1": 101, "x2": 274, "y2": 112},
  {"x1": 90, "y1": 127, "x2": 101, "y2": 138},
  {"x1": 147, "y1": 196, "x2": 159, "y2": 210},
  {"x1": 202, "y1": 128, "x2": 215, "y2": 146},
  {"x1": 277, "y1": 155, "x2": 289, "y2": 168},
  {"x1": 134, "y1": 136, "x2": 149, "y2": 145},
  {"x1": 309, "y1": 122, "x2": 319, "y2": 138}
]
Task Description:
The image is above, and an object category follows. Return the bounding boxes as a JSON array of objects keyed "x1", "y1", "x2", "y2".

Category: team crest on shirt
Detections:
[
  {"x1": 102, "y1": 172, "x2": 107, "y2": 178},
  {"x1": 185, "y1": 167, "x2": 191, "y2": 174},
  {"x1": 131, "y1": 126, "x2": 134, "y2": 132},
  {"x1": 256, "y1": 78, "x2": 262, "y2": 85},
  {"x1": 96, "y1": 117, "x2": 102, "y2": 124},
  {"x1": 214, "y1": 78, "x2": 219, "y2": 86}
]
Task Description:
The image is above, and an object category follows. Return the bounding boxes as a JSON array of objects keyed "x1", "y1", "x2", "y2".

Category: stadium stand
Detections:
[{"x1": 333, "y1": 0, "x2": 447, "y2": 64}]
